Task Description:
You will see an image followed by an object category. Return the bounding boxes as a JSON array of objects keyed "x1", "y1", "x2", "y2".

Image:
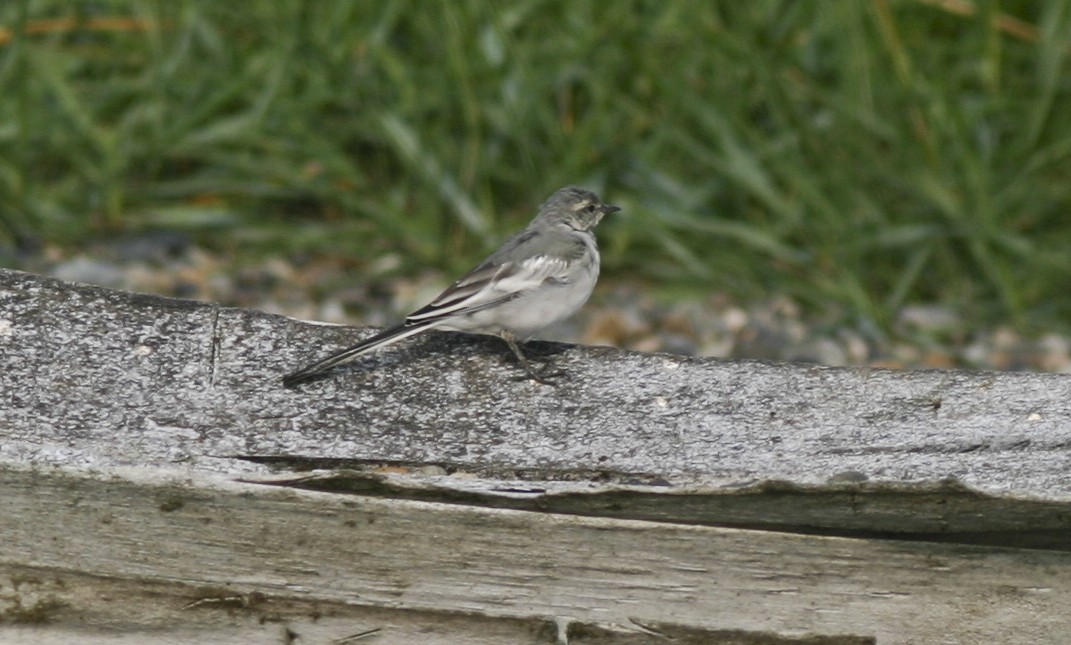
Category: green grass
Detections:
[{"x1": 2, "y1": 0, "x2": 1070, "y2": 333}]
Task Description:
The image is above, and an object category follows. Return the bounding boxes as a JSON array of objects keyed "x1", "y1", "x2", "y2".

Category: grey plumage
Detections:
[{"x1": 282, "y1": 186, "x2": 619, "y2": 387}]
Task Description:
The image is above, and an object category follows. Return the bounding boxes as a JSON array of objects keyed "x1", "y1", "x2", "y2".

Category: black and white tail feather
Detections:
[
  {"x1": 281, "y1": 320, "x2": 436, "y2": 388},
  {"x1": 282, "y1": 186, "x2": 618, "y2": 387},
  {"x1": 281, "y1": 274, "x2": 523, "y2": 388}
]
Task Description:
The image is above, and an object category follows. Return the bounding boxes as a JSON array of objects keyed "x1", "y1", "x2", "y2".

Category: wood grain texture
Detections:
[
  {"x1": 2, "y1": 268, "x2": 1070, "y2": 499},
  {"x1": 1, "y1": 467, "x2": 1067, "y2": 644},
  {"x1": 3, "y1": 268, "x2": 1071, "y2": 643},
  {"x1": 0, "y1": 563, "x2": 561, "y2": 645}
]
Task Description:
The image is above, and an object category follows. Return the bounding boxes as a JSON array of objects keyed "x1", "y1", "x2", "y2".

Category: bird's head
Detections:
[{"x1": 537, "y1": 186, "x2": 620, "y2": 231}]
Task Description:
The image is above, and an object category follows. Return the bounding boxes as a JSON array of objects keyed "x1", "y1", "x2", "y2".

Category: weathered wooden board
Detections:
[
  {"x1": 2, "y1": 267, "x2": 1070, "y2": 500},
  {"x1": 0, "y1": 562, "x2": 568, "y2": 645},
  {"x1": 2, "y1": 268, "x2": 1071, "y2": 644},
  {"x1": 1, "y1": 466, "x2": 1066, "y2": 644}
]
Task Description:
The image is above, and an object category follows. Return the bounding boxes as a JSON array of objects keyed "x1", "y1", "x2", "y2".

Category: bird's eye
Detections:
[{"x1": 583, "y1": 204, "x2": 597, "y2": 213}]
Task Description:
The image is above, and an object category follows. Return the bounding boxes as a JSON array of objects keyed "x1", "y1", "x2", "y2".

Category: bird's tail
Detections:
[{"x1": 282, "y1": 321, "x2": 434, "y2": 387}]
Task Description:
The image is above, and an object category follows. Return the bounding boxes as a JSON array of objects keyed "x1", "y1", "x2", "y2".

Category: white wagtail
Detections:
[{"x1": 282, "y1": 186, "x2": 619, "y2": 387}]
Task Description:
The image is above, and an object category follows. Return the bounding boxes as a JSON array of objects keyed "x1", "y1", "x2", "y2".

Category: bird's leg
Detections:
[
  {"x1": 500, "y1": 332, "x2": 564, "y2": 385},
  {"x1": 518, "y1": 342, "x2": 561, "y2": 360}
]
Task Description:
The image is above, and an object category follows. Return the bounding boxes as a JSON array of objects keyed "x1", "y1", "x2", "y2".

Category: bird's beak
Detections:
[{"x1": 603, "y1": 204, "x2": 621, "y2": 215}]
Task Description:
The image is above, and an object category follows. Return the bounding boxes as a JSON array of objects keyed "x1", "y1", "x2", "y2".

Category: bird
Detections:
[{"x1": 282, "y1": 186, "x2": 619, "y2": 388}]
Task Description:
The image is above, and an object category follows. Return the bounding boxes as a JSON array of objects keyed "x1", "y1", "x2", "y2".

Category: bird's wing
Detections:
[{"x1": 405, "y1": 252, "x2": 576, "y2": 324}]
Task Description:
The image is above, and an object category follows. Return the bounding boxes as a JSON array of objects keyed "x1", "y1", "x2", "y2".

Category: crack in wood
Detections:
[
  {"x1": 208, "y1": 305, "x2": 222, "y2": 388},
  {"x1": 236, "y1": 465, "x2": 1071, "y2": 552}
]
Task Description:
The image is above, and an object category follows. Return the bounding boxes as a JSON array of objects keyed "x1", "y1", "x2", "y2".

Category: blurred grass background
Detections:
[{"x1": 1, "y1": 0, "x2": 1070, "y2": 335}]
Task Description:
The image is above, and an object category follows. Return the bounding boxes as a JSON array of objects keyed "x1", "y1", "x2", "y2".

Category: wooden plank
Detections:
[
  {"x1": 3, "y1": 269, "x2": 1070, "y2": 641},
  {"x1": 0, "y1": 563, "x2": 561, "y2": 645},
  {"x1": 1, "y1": 466, "x2": 1067, "y2": 644},
  {"x1": 2, "y1": 267, "x2": 1071, "y2": 502},
  {"x1": 0, "y1": 565, "x2": 875, "y2": 645}
]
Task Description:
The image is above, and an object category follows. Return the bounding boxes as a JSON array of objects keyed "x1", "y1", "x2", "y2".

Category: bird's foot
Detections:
[{"x1": 511, "y1": 365, "x2": 567, "y2": 386}]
